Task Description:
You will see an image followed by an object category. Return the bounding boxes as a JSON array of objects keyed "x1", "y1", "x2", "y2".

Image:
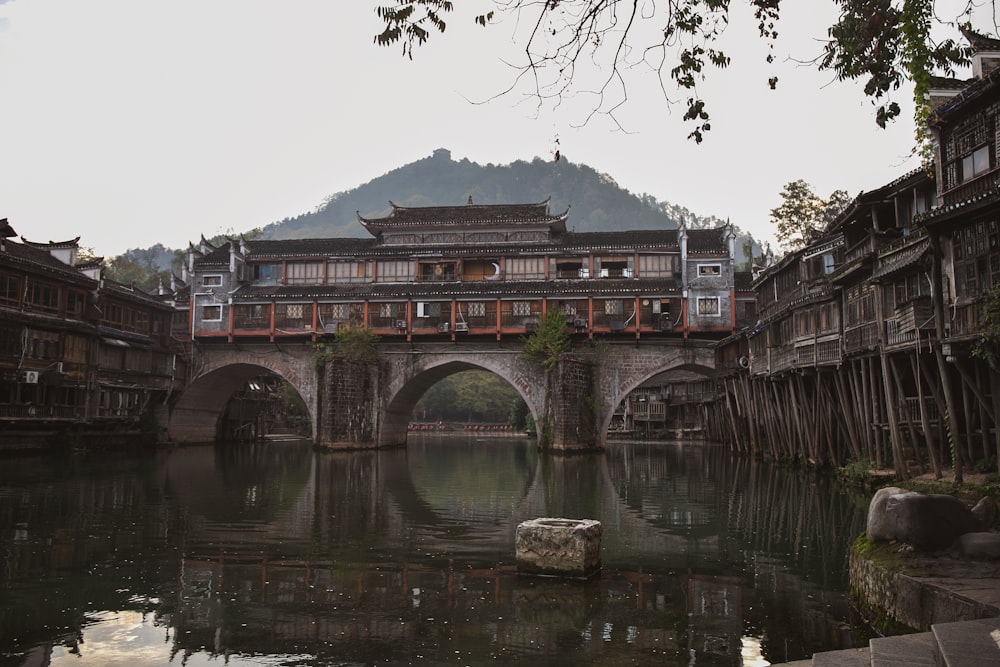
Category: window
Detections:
[
  {"x1": 67, "y1": 289, "x2": 87, "y2": 319},
  {"x1": 328, "y1": 261, "x2": 368, "y2": 283},
  {"x1": 203, "y1": 275, "x2": 223, "y2": 286},
  {"x1": 637, "y1": 255, "x2": 677, "y2": 277},
  {"x1": 598, "y1": 258, "x2": 632, "y2": 278},
  {"x1": 253, "y1": 264, "x2": 282, "y2": 284},
  {"x1": 553, "y1": 259, "x2": 587, "y2": 279},
  {"x1": 962, "y1": 145, "x2": 991, "y2": 182},
  {"x1": 286, "y1": 262, "x2": 324, "y2": 285},
  {"x1": 28, "y1": 280, "x2": 59, "y2": 313},
  {"x1": 0, "y1": 273, "x2": 21, "y2": 307},
  {"x1": 512, "y1": 301, "x2": 531, "y2": 317},
  {"x1": 507, "y1": 257, "x2": 545, "y2": 279},
  {"x1": 416, "y1": 302, "x2": 442, "y2": 318},
  {"x1": 202, "y1": 305, "x2": 223, "y2": 321},
  {"x1": 696, "y1": 297, "x2": 720, "y2": 316},
  {"x1": 698, "y1": 264, "x2": 721, "y2": 277},
  {"x1": 375, "y1": 260, "x2": 413, "y2": 283},
  {"x1": 604, "y1": 299, "x2": 624, "y2": 315},
  {"x1": 419, "y1": 262, "x2": 456, "y2": 282},
  {"x1": 467, "y1": 302, "x2": 486, "y2": 317}
]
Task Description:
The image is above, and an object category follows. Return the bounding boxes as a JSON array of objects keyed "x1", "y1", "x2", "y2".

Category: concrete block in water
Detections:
[{"x1": 515, "y1": 517, "x2": 601, "y2": 578}]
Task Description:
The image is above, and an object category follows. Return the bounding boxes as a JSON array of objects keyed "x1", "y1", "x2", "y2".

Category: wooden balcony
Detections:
[{"x1": 941, "y1": 168, "x2": 1000, "y2": 208}]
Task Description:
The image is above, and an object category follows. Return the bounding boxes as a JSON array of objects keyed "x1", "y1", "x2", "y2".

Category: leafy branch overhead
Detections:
[{"x1": 374, "y1": 0, "x2": 985, "y2": 145}]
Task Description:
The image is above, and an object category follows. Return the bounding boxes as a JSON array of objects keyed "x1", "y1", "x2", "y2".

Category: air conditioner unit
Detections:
[
  {"x1": 573, "y1": 317, "x2": 588, "y2": 329},
  {"x1": 395, "y1": 320, "x2": 408, "y2": 330},
  {"x1": 454, "y1": 322, "x2": 469, "y2": 332},
  {"x1": 438, "y1": 322, "x2": 450, "y2": 333},
  {"x1": 22, "y1": 371, "x2": 39, "y2": 384},
  {"x1": 609, "y1": 318, "x2": 625, "y2": 332},
  {"x1": 736, "y1": 356, "x2": 750, "y2": 369}
]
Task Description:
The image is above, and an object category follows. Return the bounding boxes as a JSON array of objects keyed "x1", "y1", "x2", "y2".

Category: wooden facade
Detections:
[
  {"x1": 708, "y1": 33, "x2": 1000, "y2": 477},
  {"x1": 183, "y1": 201, "x2": 744, "y2": 344},
  {"x1": 0, "y1": 226, "x2": 185, "y2": 444}
]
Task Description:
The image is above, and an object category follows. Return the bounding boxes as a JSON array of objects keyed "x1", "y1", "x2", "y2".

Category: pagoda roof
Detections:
[{"x1": 358, "y1": 199, "x2": 569, "y2": 235}]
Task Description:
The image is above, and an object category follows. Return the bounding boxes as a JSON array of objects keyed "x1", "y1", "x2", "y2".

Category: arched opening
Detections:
[
  {"x1": 168, "y1": 363, "x2": 312, "y2": 444},
  {"x1": 606, "y1": 363, "x2": 716, "y2": 440},
  {"x1": 380, "y1": 361, "x2": 540, "y2": 446}
]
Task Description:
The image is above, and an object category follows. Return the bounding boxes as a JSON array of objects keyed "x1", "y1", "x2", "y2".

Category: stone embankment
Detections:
[{"x1": 774, "y1": 486, "x2": 1000, "y2": 666}]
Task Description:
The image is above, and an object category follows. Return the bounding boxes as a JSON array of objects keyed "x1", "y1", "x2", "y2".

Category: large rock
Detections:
[
  {"x1": 867, "y1": 487, "x2": 981, "y2": 551},
  {"x1": 515, "y1": 518, "x2": 602, "y2": 578},
  {"x1": 948, "y1": 532, "x2": 1000, "y2": 560}
]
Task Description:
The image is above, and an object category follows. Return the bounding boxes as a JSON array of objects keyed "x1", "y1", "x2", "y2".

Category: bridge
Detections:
[
  {"x1": 168, "y1": 198, "x2": 738, "y2": 448},
  {"x1": 167, "y1": 337, "x2": 716, "y2": 450}
]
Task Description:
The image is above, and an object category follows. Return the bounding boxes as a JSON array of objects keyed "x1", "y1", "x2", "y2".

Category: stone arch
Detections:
[
  {"x1": 592, "y1": 343, "x2": 716, "y2": 439},
  {"x1": 379, "y1": 354, "x2": 546, "y2": 447},
  {"x1": 168, "y1": 360, "x2": 316, "y2": 444}
]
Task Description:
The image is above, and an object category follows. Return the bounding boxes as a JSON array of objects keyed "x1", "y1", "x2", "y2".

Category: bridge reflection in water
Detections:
[{"x1": 0, "y1": 436, "x2": 870, "y2": 666}]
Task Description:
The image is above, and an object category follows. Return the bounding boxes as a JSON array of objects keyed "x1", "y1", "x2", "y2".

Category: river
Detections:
[{"x1": 0, "y1": 435, "x2": 873, "y2": 666}]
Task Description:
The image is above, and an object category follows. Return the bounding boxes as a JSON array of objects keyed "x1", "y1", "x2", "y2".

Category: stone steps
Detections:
[{"x1": 772, "y1": 617, "x2": 1000, "y2": 667}]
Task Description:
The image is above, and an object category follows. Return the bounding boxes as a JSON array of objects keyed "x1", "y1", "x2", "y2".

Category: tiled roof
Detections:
[
  {"x1": 734, "y1": 271, "x2": 754, "y2": 291},
  {"x1": 359, "y1": 200, "x2": 569, "y2": 231},
  {"x1": 560, "y1": 230, "x2": 679, "y2": 250},
  {"x1": 102, "y1": 279, "x2": 176, "y2": 310},
  {"x1": 961, "y1": 27, "x2": 1000, "y2": 53},
  {"x1": 930, "y1": 67, "x2": 1000, "y2": 125},
  {"x1": 929, "y1": 75, "x2": 976, "y2": 91},
  {"x1": 871, "y1": 238, "x2": 929, "y2": 281},
  {"x1": 0, "y1": 239, "x2": 99, "y2": 288},
  {"x1": 231, "y1": 278, "x2": 680, "y2": 302},
  {"x1": 686, "y1": 228, "x2": 728, "y2": 253},
  {"x1": 19, "y1": 236, "x2": 81, "y2": 249},
  {"x1": 192, "y1": 230, "x2": 692, "y2": 268}
]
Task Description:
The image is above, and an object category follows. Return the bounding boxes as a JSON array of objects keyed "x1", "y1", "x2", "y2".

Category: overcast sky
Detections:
[{"x1": 0, "y1": 1, "x2": 994, "y2": 257}]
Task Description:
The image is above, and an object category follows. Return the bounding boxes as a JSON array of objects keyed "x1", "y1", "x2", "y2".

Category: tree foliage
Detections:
[
  {"x1": 770, "y1": 180, "x2": 849, "y2": 252},
  {"x1": 414, "y1": 370, "x2": 525, "y2": 423},
  {"x1": 374, "y1": 0, "x2": 985, "y2": 145},
  {"x1": 972, "y1": 285, "x2": 1000, "y2": 367},
  {"x1": 522, "y1": 309, "x2": 571, "y2": 371},
  {"x1": 315, "y1": 323, "x2": 380, "y2": 366}
]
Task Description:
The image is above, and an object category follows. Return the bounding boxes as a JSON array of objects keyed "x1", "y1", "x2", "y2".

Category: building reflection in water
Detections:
[{"x1": 0, "y1": 437, "x2": 869, "y2": 666}]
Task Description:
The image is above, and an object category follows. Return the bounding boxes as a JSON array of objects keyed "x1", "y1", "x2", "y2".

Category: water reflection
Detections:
[{"x1": 0, "y1": 437, "x2": 870, "y2": 666}]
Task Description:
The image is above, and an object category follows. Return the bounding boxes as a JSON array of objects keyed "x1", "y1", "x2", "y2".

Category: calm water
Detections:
[{"x1": 0, "y1": 436, "x2": 872, "y2": 666}]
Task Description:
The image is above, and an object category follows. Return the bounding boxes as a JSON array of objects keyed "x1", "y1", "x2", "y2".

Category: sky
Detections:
[{"x1": 0, "y1": 1, "x2": 995, "y2": 258}]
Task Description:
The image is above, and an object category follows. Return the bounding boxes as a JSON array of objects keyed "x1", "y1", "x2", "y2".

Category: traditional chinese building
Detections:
[
  {"x1": 0, "y1": 222, "x2": 185, "y2": 448},
  {"x1": 707, "y1": 29, "x2": 1000, "y2": 476},
  {"x1": 182, "y1": 199, "x2": 743, "y2": 343}
]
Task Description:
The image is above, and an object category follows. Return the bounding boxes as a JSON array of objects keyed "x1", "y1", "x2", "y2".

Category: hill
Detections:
[
  {"x1": 111, "y1": 148, "x2": 766, "y2": 286},
  {"x1": 260, "y1": 148, "x2": 724, "y2": 240}
]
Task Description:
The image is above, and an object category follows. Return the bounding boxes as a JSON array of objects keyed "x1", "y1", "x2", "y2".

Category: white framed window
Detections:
[
  {"x1": 202, "y1": 305, "x2": 223, "y2": 321},
  {"x1": 696, "y1": 297, "x2": 720, "y2": 316},
  {"x1": 203, "y1": 275, "x2": 223, "y2": 286}
]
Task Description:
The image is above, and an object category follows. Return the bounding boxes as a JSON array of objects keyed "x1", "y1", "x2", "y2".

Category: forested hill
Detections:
[{"x1": 261, "y1": 148, "x2": 723, "y2": 240}]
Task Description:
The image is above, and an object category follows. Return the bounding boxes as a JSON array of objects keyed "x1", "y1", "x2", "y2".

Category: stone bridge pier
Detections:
[
  {"x1": 318, "y1": 339, "x2": 716, "y2": 452},
  {"x1": 167, "y1": 339, "x2": 715, "y2": 450}
]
